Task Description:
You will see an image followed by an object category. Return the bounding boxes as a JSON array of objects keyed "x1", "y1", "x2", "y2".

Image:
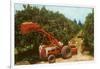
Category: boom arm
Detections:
[{"x1": 20, "y1": 22, "x2": 60, "y2": 46}]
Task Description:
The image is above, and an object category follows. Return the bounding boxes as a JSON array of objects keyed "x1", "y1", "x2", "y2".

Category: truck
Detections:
[{"x1": 20, "y1": 22, "x2": 77, "y2": 63}]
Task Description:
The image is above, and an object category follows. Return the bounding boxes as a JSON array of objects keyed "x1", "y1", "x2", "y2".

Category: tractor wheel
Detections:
[
  {"x1": 48, "y1": 55, "x2": 56, "y2": 63},
  {"x1": 61, "y1": 46, "x2": 72, "y2": 59}
]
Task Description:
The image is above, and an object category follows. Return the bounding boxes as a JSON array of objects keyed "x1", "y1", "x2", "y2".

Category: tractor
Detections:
[{"x1": 20, "y1": 22, "x2": 77, "y2": 63}]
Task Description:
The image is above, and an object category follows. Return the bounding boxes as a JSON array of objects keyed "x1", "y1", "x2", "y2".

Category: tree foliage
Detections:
[{"x1": 83, "y1": 10, "x2": 94, "y2": 56}]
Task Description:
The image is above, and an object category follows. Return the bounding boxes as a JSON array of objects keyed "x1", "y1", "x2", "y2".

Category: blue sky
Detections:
[{"x1": 15, "y1": 3, "x2": 93, "y2": 24}]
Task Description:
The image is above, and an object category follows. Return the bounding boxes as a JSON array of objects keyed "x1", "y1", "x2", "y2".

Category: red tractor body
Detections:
[{"x1": 20, "y1": 22, "x2": 77, "y2": 63}]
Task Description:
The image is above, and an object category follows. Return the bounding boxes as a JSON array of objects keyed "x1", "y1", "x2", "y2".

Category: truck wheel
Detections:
[
  {"x1": 61, "y1": 46, "x2": 72, "y2": 59},
  {"x1": 48, "y1": 55, "x2": 56, "y2": 63}
]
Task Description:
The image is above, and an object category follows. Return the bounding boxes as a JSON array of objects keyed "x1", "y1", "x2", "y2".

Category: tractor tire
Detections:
[
  {"x1": 48, "y1": 55, "x2": 56, "y2": 63},
  {"x1": 61, "y1": 46, "x2": 72, "y2": 59}
]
